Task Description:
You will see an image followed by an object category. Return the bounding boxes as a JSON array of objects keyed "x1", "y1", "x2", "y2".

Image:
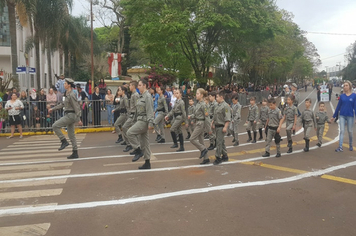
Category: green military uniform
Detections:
[
  {"x1": 168, "y1": 98, "x2": 186, "y2": 135},
  {"x1": 315, "y1": 111, "x2": 329, "y2": 145},
  {"x1": 0, "y1": 108, "x2": 8, "y2": 133},
  {"x1": 186, "y1": 104, "x2": 195, "y2": 135},
  {"x1": 258, "y1": 105, "x2": 269, "y2": 140},
  {"x1": 264, "y1": 107, "x2": 282, "y2": 157},
  {"x1": 284, "y1": 105, "x2": 298, "y2": 142},
  {"x1": 154, "y1": 94, "x2": 169, "y2": 140},
  {"x1": 114, "y1": 94, "x2": 129, "y2": 138},
  {"x1": 230, "y1": 102, "x2": 241, "y2": 145},
  {"x1": 127, "y1": 90, "x2": 154, "y2": 160},
  {"x1": 301, "y1": 108, "x2": 316, "y2": 139},
  {"x1": 212, "y1": 100, "x2": 231, "y2": 163},
  {"x1": 246, "y1": 103, "x2": 259, "y2": 142},
  {"x1": 122, "y1": 91, "x2": 140, "y2": 148},
  {"x1": 52, "y1": 89, "x2": 81, "y2": 152},
  {"x1": 190, "y1": 101, "x2": 209, "y2": 162},
  {"x1": 207, "y1": 100, "x2": 217, "y2": 147}
]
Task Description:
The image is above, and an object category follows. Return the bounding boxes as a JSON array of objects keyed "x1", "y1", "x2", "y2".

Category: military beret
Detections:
[{"x1": 65, "y1": 78, "x2": 75, "y2": 84}]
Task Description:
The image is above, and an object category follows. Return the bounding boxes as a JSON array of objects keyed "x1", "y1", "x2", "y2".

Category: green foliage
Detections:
[
  {"x1": 95, "y1": 26, "x2": 121, "y2": 52},
  {"x1": 343, "y1": 42, "x2": 356, "y2": 81}
]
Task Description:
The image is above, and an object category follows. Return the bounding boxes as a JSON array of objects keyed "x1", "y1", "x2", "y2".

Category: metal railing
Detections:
[{"x1": 0, "y1": 91, "x2": 271, "y2": 133}]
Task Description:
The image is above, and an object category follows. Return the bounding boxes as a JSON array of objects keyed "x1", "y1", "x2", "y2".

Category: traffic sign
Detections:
[
  {"x1": 16, "y1": 67, "x2": 36, "y2": 74},
  {"x1": 29, "y1": 68, "x2": 36, "y2": 74}
]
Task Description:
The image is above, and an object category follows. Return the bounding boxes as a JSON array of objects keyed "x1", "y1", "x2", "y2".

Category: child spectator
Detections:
[{"x1": 315, "y1": 102, "x2": 331, "y2": 147}]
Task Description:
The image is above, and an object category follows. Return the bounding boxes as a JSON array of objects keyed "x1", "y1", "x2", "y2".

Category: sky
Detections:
[{"x1": 71, "y1": 0, "x2": 356, "y2": 73}]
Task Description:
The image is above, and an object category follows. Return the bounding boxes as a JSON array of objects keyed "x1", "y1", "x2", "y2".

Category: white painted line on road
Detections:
[
  {"x1": 0, "y1": 203, "x2": 57, "y2": 215},
  {"x1": 0, "y1": 157, "x2": 353, "y2": 217},
  {"x1": 0, "y1": 134, "x2": 339, "y2": 185},
  {"x1": 0, "y1": 179, "x2": 67, "y2": 189},
  {"x1": 0, "y1": 189, "x2": 62, "y2": 200},
  {"x1": 0, "y1": 152, "x2": 72, "y2": 160},
  {"x1": 0, "y1": 158, "x2": 64, "y2": 165},
  {"x1": 0, "y1": 223, "x2": 51, "y2": 236},
  {"x1": 0, "y1": 169, "x2": 71, "y2": 181},
  {"x1": 0, "y1": 162, "x2": 72, "y2": 172}
]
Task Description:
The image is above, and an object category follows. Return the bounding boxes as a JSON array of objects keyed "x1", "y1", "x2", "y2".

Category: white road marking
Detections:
[
  {"x1": 0, "y1": 169, "x2": 71, "y2": 181},
  {"x1": 0, "y1": 152, "x2": 72, "y2": 160},
  {"x1": 0, "y1": 189, "x2": 62, "y2": 200},
  {"x1": 0, "y1": 179, "x2": 67, "y2": 189},
  {"x1": 0, "y1": 223, "x2": 50, "y2": 236},
  {"x1": 0, "y1": 162, "x2": 72, "y2": 172},
  {"x1": 0, "y1": 157, "x2": 353, "y2": 217},
  {"x1": 0, "y1": 158, "x2": 64, "y2": 165},
  {"x1": 5, "y1": 142, "x2": 82, "y2": 150},
  {"x1": 0, "y1": 203, "x2": 57, "y2": 215}
]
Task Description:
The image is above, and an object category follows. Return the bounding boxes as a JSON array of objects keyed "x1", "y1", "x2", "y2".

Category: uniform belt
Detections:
[
  {"x1": 174, "y1": 113, "x2": 182, "y2": 117},
  {"x1": 157, "y1": 108, "x2": 165, "y2": 112},
  {"x1": 130, "y1": 113, "x2": 135, "y2": 115},
  {"x1": 210, "y1": 116, "x2": 213, "y2": 119},
  {"x1": 196, "y1": 119, "x2": 205, "y2": 121},
  {"x1": 268, "y1": 126, "x2": 278, "y2": 130},
  {"x1": 215, "y1": 124, "x2": 224, "y2": 128},
  {"x1": 119, "y1": 109, "x2": 127, "y2": 113},
  {"x1": 65, "y1": 111, "x2": 75, "y2": 114}
]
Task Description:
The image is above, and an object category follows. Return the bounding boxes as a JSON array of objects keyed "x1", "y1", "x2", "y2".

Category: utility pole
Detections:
[{"x1": 90, "y1": 0, "x2": 94, "y2": 94}]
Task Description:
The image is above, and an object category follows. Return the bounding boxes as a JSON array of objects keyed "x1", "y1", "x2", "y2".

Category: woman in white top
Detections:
[{"x1": 5, "y1": 93, "x2": 24, "y2": 138}]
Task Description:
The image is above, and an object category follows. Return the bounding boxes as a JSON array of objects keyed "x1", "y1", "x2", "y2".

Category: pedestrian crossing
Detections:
[{"x1": 0, "y1": 134, "x2": 86, "y2": 235}]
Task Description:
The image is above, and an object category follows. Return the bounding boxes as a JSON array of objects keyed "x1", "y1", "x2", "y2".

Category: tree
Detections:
[{"x1": 343, "y1": 41, "x2": 356, "y2": 81}]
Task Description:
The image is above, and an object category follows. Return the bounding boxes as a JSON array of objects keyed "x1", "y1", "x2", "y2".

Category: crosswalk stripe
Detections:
[
  {"x1": 0, "y1": 149, "x2": 75, "y2": 156},
  {"x1": 20, "y1": 135, "x2": 86, "y2": 141},
  {"x1": 0, "y1": 162, "x2": 72, "y2": 172},
  {"x1": 0, "y1": 223, "x2": 50, "y2": 236},
  {"x1": 0, "y1": 203, "x2": 57, "y2": 212},
  {"x1": 3, "y1": 146, "x2": 68, "y2": 151},
  {"x1": 0, "y1": 152, "x2": 72, "y2": 160},
  {"x1": 11, "y1": 138, "x2": 85, "y2": 145},
  {"x1": 0, "y1": 179, "x2": 67, "y2": 189},
  {"x1": 5, "y1": 142, "x2": 82, "y2": 148},
  {"x1": 0, "y1": 169, "x2": 71, "y2": 181},
  {"x1": 0, "y1": 189, "x2": 62, "y2": 200},
  {"x1": 0, "y1": 158, "x2": 65, "y2": 165}
]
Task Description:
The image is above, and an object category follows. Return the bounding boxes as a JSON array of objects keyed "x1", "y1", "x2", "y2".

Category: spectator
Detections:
[
  {"x1": 85, "y1": 79, "x2": 95, "y2": 100},
  {"x1": 47, "y1": 88, "x2": 57, "y2": 108},
  {"x1": 19, "y1": 91, "x2": 29, "y2": 128},
  {"x1": 55, "y1": 74, "x2": 66, "y2": 94},
  {"x1": 45, "y1": 104, "x2": 53, "y2": 131},
  {"x1": 0, "y1": 102, "x2": 7, "y2": 133},
  {"x1": 98, "y1": 78, "x2": 107, "y2": 110},
  {"x1": 328, "y1": 84, "x2": 333, "y2": 101},
  {"x1": 77, "y1": 85, "x2": 89, "y2": 127},
  {"x1": 317, "y1": 85, "x2": 321, "y2": 102},
  {"x1": 105, "y1": 89, "x2": 115, "y2": 126},
  {"x1": 113, "y1": 88, "x2": 121, "y2": 130},
  {"x1": 2, "y1": 89, "x2": 11, "y2": 102},
  {"x1": 5, "y1": 93, "x2": 24, "y2": 138},
  {"x1": 332, "y1": 80, "x2": 356, "y2": 152},
  {"x1": 38, "y1": 88, "x2": 47, "y2": 113},
  {"x1": 92, "y1": 87, "x2": 101, "y2": 126},
  {"x1": 32, "y1": 105, "x2": 42, "y2": 131}
]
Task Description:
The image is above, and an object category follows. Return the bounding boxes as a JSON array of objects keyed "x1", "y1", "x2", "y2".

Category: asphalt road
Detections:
[{"x1": 0, "y1": 89, "x2": 355, "y2": 236}]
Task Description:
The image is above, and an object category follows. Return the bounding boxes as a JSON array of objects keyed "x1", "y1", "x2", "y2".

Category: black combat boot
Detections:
[
  {"x1": 130, "y1": 148, "x2": 138, "y2": 155},
  {"x1": 221, "y1": 155, "x2": 229, "y2": 162},
  {"x1": 138, "y1": 160, "x2": 151, "y2": 169},
  {"x1": 213, "y1": 156, "x2": 222, "y2": 165},
  {"x1": 186, "y1": 132, "x2": 191, "y2": 140},
  {"x1": 207, "y1": 142, "x2": 215, "y2": 150},
  {"x1": 157, "y1": 138, "x2": 165, "y2": 143},
  {"x1": 176, "y1": 134, "x2": 185, "y2": 152},
  {"x1": 67, "y1": 150, "x2": 79, "y2": 159},
  {"x1": 170, "y1": 132, "x2": 178, "y2": 148},
  {"x1": 200, "y1": 159, "x2": 210, "y2": 165},
  {"x1": 116, "y1": 135, "x2": 123, "y2": 143},
  {"x1": 262, "y1": 152, "x2": 270, "y2": 157},
  {"x1": 132, "y1": 148, "x2": 144, "y2": 162},
  {"x1": 251, "y1": 132, "x2": 257, "y2": 143},
  {"x1": 304, "y1": 139, "x2": 310, "y2": 152},
  {"x1": 58, "y1": 138, "x2": 69, "y2": 151},
  {"x1": 258, "y1": 128, "x2": 263, "y2": 141},
  {"x1": 232, "y1": 133, "x2": 235, "y2": 143},
  {"x1": 287, "y1": 141, "x2": 293, "y2": 153},
  {"x1": 247, "y1": 131, "x2": 252, "y2": 142},
  {"x1": 155, "y1": 135, "x2": 161, "y2": 142},
  {"x1": 123, "y1": 145, "x2": 133, "y2": 152},
  {"x1": 287, "y1": 140, "x2": 292, "y2": 148},
  {"x1": 275, "y1": 153, "x2": 281, "y2": 158},
  {"x1": 200, "y1": 148, "x2": 208, "y2": 159},
  {"x1": 233, "y1": 141, "x2": 239, "y2": 146},
  {"x1": 121, "y1": 141, "x2": 127, "y2": 146}
]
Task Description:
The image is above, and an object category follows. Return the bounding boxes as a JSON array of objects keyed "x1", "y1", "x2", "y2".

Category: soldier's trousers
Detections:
[
  {"x1": 265, "y1": 128, "x2": 281, "y2": 154},
  {"x1": 246, "y1": 121, "x2": 256, "y2": 132},
  {"x1": 215, "y1": 126, "x2": 228, "y2": 157},
  {"x1": 230, "y1": 119, "x2": 240, "y2": 142},
  {"x1": 206, "y1": 117, "x2": 215, "y2": 145},
  {"x1": 52, "y1": 113, "x2": 78, "y2": 151},
  {"x1": 115, "y1": 113, "x2": 127, "y2": 136},
  {"x1": 190, "y1": 121, "x2": 208, "y2": 160},
  {"x1": 154, "y1": 112, "x2": 166, "y2": 139},
  {"x1": 316, "y1": 125, "x2": 325, "y2": 144},
  {"x1": 122, "y1": 116, "x2": 135, "y2": 145},
  {"x1": 186, "y1": 119, "x2": 194, "y2": 133},
  {"x1": 286, "y1": 120, "x2": 294, "y2": 142},
  {"x1": 127, "y1": 120, "x2": 151, "y2": 160},
  {"x1": 170, "y1": 116, "x2": 183, "y2": 134},
  {"x1": 303, "y1": 121, "x2": 313, "y2": 139}
]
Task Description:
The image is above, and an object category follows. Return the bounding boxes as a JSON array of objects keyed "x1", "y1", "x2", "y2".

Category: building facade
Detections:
[{"x1": 0, "y1": 6, "x2": 64, "y2": 91}]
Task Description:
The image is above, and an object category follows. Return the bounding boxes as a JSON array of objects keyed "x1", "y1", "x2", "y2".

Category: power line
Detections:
[
  {"x1": 321, "y1": 53, "x2": 345, "y2": 61},
  {"x1": 306, "y1": 31, "x2": 356, "y2": 36}
]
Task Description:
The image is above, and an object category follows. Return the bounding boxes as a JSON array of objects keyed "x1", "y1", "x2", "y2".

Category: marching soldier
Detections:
[
  {"x1": 315, "y1": 102, "x2": 331, "y2": 147},
  {"x1": 301, "y1": 98, "x2": 316, "y2": 152},
  {"x1": 258, "y1": 98, "x2": 269, "y2": 141},
  {"x1": 246, "y1": 97, "x2": 259, "y2": 143},
  {"x1": 50, "y1": 78, "x2": 82, "y2": 159},
  {"x1": 211, "y1": 91, "x2": 231, "y2": 165},
  {"x1": 185, "y1": 97, "x2": 195, "y2": 140},
  {"x1": 262, "y1": 98, "x2": 283, "y2": 158},
  {"x1": 230, "y1": 94, "x2": 242, "y2": 146},
  {"x1": 127, "y1": 79, "x2": 154, "y2": 169},
  {"x1": 122, "y1": 81, "x2": 140, "y2": 152},
  {"x1": 154, "y1": 86, "x2": 169, "y2": 143},
  {"x1": 113, "y1": 86, "x2": 129, "y2": 144},
  {"x1": 188, "y1": 88, "x2": 210, "y2": 165},
  {"x1": 165, "y1": 89, "x2": 186, "y2": 152},
  {"x1": 207, "y1": 92, "x2": 217, "y2": 150},
  {"x1": 281, "y1": 95, "x2": 298, "y2": 153}
]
